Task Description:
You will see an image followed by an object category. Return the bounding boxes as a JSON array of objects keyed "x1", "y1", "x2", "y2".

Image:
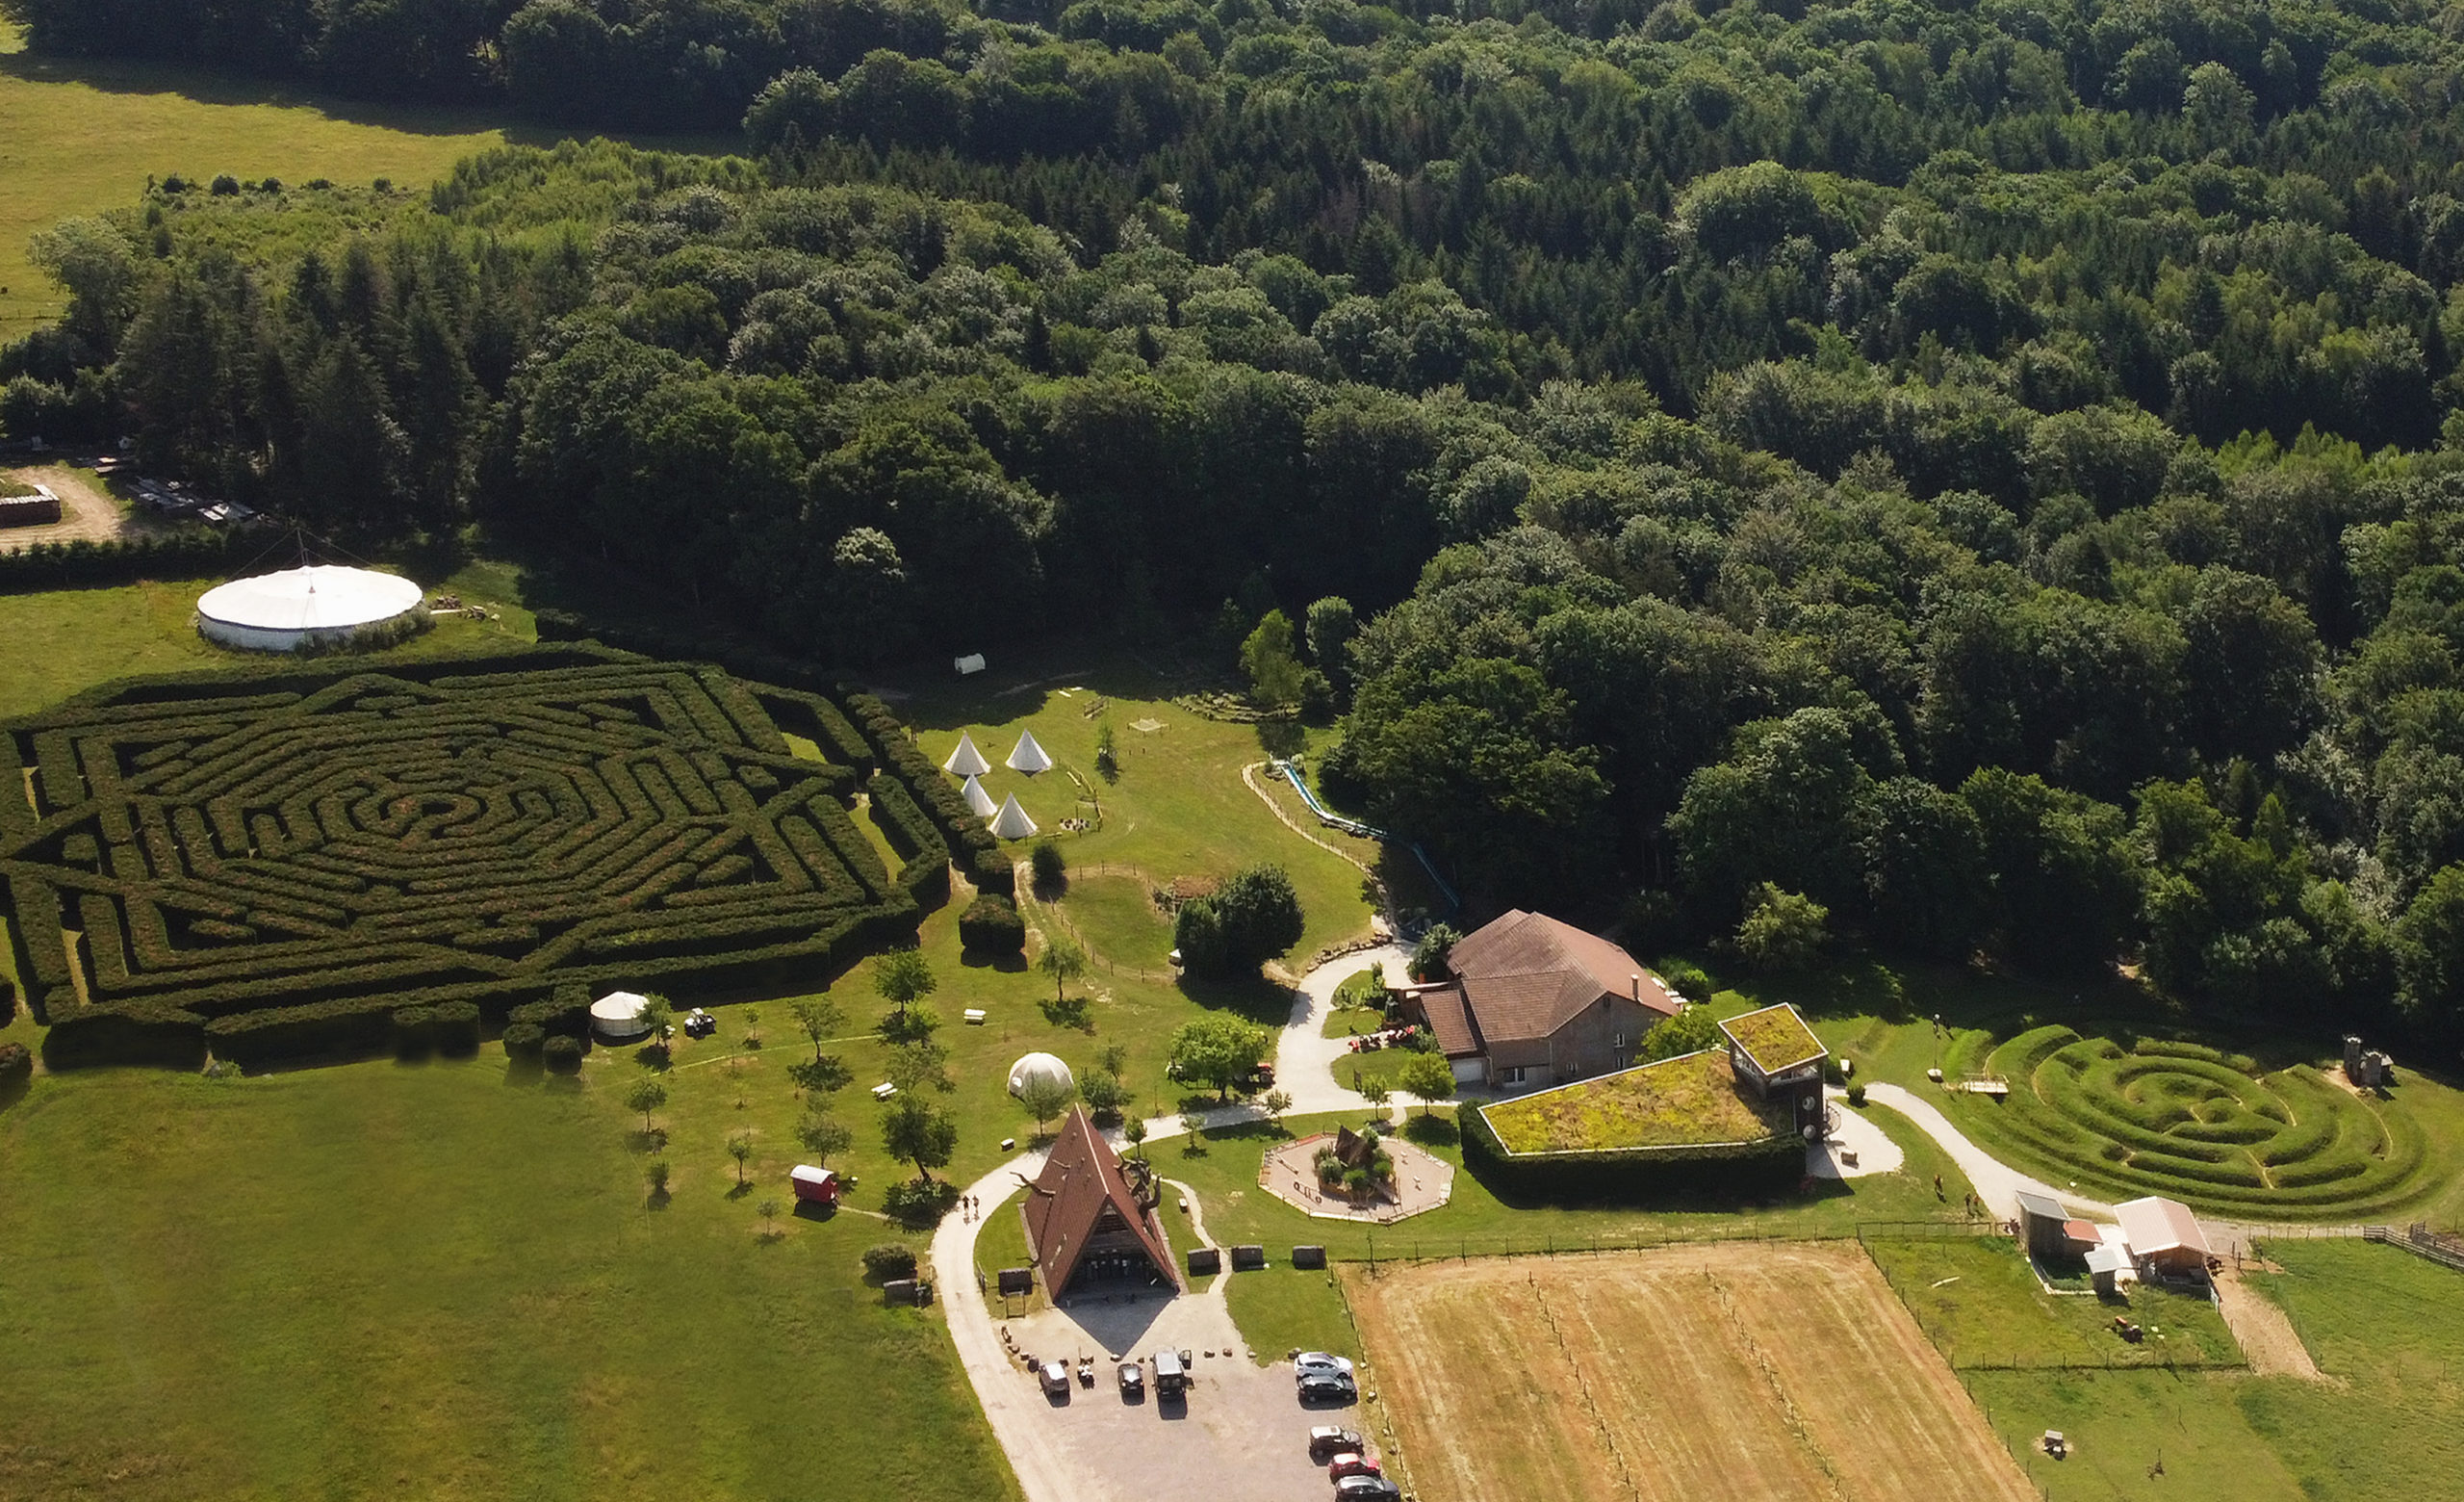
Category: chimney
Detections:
[{"x1": 1630, "y1": 973, "x2": 1641, "y2": 1004}]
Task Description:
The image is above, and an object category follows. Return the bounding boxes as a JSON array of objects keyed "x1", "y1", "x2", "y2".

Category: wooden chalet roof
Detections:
[
  {"x1": 1443, "y1": 910, "x2": 1679, "y2": 1046},
  {"x1": 1022, "y1": 1105, "x2": 1182, "y2": 1294}
]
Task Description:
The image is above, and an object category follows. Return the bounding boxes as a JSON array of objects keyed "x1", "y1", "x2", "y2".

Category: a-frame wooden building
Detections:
[{"x1": 1022, "y1": 1105, "x2": 1183, "y2": 1295}]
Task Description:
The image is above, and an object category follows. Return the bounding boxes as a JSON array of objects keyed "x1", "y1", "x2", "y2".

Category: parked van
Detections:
[{"x1": 1153, "y1": 1348, "x2": 1188, "y2": 1397}]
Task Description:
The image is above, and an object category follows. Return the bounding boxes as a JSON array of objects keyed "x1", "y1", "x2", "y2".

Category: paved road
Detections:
[
  {"x1": 1860, "y1": 1081, "x2": 2111, "y2": 1221},
  {"x1": 1274, "y1": 943, "x2": 1412, "y2": 1116}
]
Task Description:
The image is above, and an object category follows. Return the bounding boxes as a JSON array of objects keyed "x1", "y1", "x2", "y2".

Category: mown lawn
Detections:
[
  {"x1": 0, "y1": 569, "x2": 536, "y2": 718},
  {"x1": 881, "y1": 645, "x2": 1378, "y2": 970},
  {"x1": 1045, "y1": 871, "x2": 1175, "y2": 976},
  {"x1": 0, "y1": 21, "x2": 509, "y2": 343},
  {"x1": 1153, "y1": 1101, "x2": 1979, "y2": 1264},
  {"x1": 0, "y1": 1053, "x2": 1015, "y2": 1502},
  {"x1": 1864, "y1": 1234, "x2": 2242, "y2": 1369},
  {"x1": 1962, "y1": 1241, "x2": 2464, "y2": 1502},
  {"x1": 1221, "y1": 1267, "x2": 1360, "y2": 1367}
]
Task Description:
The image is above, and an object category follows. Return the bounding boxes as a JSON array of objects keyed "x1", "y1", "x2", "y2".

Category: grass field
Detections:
[
  {"x1": 0, "y1": 1047, "x2": 1015, "y2": 1502},
  {"x1": 1342, "y1": 1243, "x2": 2036, "y2": 1502},
  {"x1": 0, "y1": 21, "x2": 510, "y2": 341},
  {"x1": 1220, "y1": 1267, "x2": 1360, "y2": 1368},
  {"x1": 883, "y1": 648, "x2": 1377, "y2": 971},
  {"x1": 1864, "y1": 1234, "x2": 2243, "y2": 1369},
  {"x1": 1161, "y1": 1101, "x2": 1979, "y2": 1264}
]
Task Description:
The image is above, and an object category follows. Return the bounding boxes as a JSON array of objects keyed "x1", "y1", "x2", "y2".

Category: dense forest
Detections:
[{"x1": 10, "y1": 0, "x2": 2464, "y2": 1044}]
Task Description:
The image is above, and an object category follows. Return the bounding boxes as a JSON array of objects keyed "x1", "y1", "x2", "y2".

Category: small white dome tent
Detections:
[
  {"x1": 1006, "y1": 730, "x2": 1053, "y2": 774},
  {"x1": 1008, "y1": 1051, "x2": 1076, "y2": 1098},
  {"x1": 989, "y1": 792, "x2": 1039, "y2": 841},
  {"x1": 961, "y1": 774, "x2": 997, "y2": 816},
  {"x1": 943, "y1": 732, "x2": 992, "y2": 777},
  {"x1": 590, "y1": 991, "x2": 652, "y2": 1041}
]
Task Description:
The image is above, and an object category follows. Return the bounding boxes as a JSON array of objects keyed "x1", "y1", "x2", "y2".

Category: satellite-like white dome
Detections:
[
  {"x1": 196, "y1": 564, "x2": 424, "y2": 653},
  {"x1": 1007, "y1": 1051, "x2": 1075, "y2": 1098}
]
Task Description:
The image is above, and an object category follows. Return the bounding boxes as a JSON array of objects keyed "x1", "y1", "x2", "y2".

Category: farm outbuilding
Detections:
[
  {"x1": 2117, "y1": 1196, "x2": 2212, "y2": 1277},
  {"x1": 790, "y1": 1165, "x2": 838, "y2": 1205},
  {"x1": 2014, "y1": 1191, "x2": 2071, "y2": 1257},
  {"x1": 195, "y1": 563, "x2": 424, "y2": 653}
]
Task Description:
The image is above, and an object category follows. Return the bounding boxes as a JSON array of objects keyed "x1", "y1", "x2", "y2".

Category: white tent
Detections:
[
  {"x1": 590, "y1": 991, "x2": 652, "y2": 1041},
  {"x1": 989, "y1": 791, "x2": 1039, "y2": 840},
  {"x1": 943, "y1": 732, "x2": 992, "y2": 777},
  {"x1": 1008, "y1": 1051, "x2": 1076, "y2": 1098},
  {"x1": 961, "y1": 773, "x2": 997, "y2": 816},
  {"x1": 1006, "y1": 730, "x2": 1053, "y2": 774}
]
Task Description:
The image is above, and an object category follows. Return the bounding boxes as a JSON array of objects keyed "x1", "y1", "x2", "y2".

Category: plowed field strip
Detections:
[{"x1": 1343, "y1": 1244, "x2": 2035, "y2": 1502}]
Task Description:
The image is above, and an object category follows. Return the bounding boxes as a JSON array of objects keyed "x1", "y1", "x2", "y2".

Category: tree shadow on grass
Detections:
[
  {"x1": 1399, "y1": 1113, "x2": 1458, "y2": 1148},
  {"x1": 500, "y1": 1055, "x2": 544, "y2": 1087},
  {"x1": 726, "y1": 1179, "x2": 756, "y2": 1201},
  {"x1": 627, "y1": 1127, "x2": 669, "y2": 1153},
  {"x1": 646, "y1": 1186, "x2": 672, "y2": 1212},
  {"x1": 1176, "y1": 971, "x2": 1295, "y2": 1027},
  {"x1": 0, "y1": 1069, "x2": 30, "y2": 1114}
]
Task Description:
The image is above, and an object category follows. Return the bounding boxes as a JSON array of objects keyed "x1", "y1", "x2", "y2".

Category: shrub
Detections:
[
  {"x1": 392, "y1": 1006, "x2": 437, "y2": 1059},
  {"x1": 543, "y1": 1035, "x2": 584, "y2": 1074},
  {"x1": 0, "y1": 1040, "x2": 31, "y2": 1082},
  {"x1": 431, "y1": 1000, "x2": 482, "y2": 1056},
  {"x1": 1846, "y1": 1082, "x2": 1867, "y2": 1107},
  {"x1": 958, "y1": 893, "x2": 1025, "y2": 953},
  {"x1": 1656, "y1": 959, "x2": 1714, "y2": 1004},
  {"x1": 501, "y1": 1021, "x2": 547, "y2": 1061},
  {"x1": 1029, "y1": 840, "x2": 1065, "y2": 890},
  {"x1": 861, "y1": 1243, "x2": 919, "y2": 1281},
  {"x1": 881, "y1": 1177, "x2": 958, "y2": 1227}
]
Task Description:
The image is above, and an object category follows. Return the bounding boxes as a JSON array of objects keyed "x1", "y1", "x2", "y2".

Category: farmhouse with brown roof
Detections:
[
  {"x1": 1020, "y1": 1105, "x2": 1182, "y2": 1297},
  {"x1": 1401, "y1": 910, "x2": 1682, "y2": 1091}
]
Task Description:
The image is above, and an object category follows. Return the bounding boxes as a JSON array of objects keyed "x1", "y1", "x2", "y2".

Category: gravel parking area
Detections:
[{"x1": 993, "y1": 1286, "x2": 1352, "y2": 1502}]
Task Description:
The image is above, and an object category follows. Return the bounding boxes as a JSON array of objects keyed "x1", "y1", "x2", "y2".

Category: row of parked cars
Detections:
[{"x1": 1296, "y1": 1356, "x2": 1399, "y2": 1499}]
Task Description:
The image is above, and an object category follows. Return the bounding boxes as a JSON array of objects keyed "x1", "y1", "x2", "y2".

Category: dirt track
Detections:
[
  {"x1": 1343, "y1": 1242, "x2": 2037, "y2": 1502},
  {"x1": 0, "y1": 463, "x2": 157, "y2": 552}
]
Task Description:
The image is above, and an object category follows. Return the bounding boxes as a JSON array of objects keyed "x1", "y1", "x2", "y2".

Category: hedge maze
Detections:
[
  {"x1": 1955, "y1": 1026, "x2": 2433, "y2": 1216},
  {"x1": 2, "y1": 647, "x2": 961, "y2": 1068}
]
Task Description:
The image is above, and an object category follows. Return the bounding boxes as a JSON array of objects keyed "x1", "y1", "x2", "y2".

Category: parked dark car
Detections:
[
  {"x1": 1307, "y1": 1427, "x2": 1365, "y2": 1463},
  {"x1": 1335, "y1": 1477, "x2": 1400, "y2": 1500},
  {"x1": 1297, "y1": 1373, "x2": 1356, "y2": 1406}
]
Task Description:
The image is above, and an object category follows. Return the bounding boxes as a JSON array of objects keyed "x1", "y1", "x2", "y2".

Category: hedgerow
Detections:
[
  {"x1": 3, "y1": 646, "x2": 960, "y2": 1068},
  {"x1": 958, "y1": 893, "x2": 1025, "y2": 953}
]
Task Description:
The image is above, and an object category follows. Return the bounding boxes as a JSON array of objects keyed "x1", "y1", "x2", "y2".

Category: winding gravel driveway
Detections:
[{"x1": 1858, "y1": 1081, "x2": 2113, "y2": 1221}]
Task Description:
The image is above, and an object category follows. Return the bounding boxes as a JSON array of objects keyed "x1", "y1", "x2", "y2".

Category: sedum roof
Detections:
[{"x1": 1718, "y1": 1003, "x2": 1826, "y2": 1075}]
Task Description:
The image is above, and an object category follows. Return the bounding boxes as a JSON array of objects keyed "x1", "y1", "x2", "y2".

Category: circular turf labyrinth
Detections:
[{"x1": 1952, "y1": 1025, "x2": 2433, "y2": 1217}]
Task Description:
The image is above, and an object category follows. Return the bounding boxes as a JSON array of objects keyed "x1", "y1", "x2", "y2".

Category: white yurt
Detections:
[
  {"x1": 988, "y1": 791, "x2": 1039, "y2": 840},
  {"x1": 961, "y1": 773, "x2": 998, "y2": 816},
  {"x1": 1007, "y1": 1051, "x2": 1076, "y2": 1099},
  {"x1": 590, "y1": 991, "x2": 652, "y2": 1041},
  {"x1": 1006, "y1": 730, "x2": 1053, "y2": 774},
  {"x1": 196, "y1": 564, "x2": 424, "y2": 653},
  {"x1": 943, "y1": 731, "x2": 992, "y2": 777}
]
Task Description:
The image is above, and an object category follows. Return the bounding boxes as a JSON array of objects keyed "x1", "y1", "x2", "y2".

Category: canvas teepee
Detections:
[
  {"x1": 961, "y1": 773, "x2": 997, "y2": 816},
  {"x1": 989, "y1": 792, "x2": 1039, "y2": 840},
  {"x1": 1006, "y1": 730, "x2": 1053, "y2": 774},
  {"x1": 943, "y1": 732, "x2": 992, "y2": 777}
]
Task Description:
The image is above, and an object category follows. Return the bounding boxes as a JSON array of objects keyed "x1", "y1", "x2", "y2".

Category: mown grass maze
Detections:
[
  {"x1": 1951, "y1": 1026, "x2": 2432, "y2": 1217},
  {"x1": 2, "y1": 647, "x2": 942, "y2": 1067}
]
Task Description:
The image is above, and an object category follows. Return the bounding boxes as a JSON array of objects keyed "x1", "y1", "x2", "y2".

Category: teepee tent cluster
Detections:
[
  {"x1": 961, "y1": 774, "x2": 998, "y2": 816},
  {"x1": 1006, "y1": 730, "x2": 1052, "y2": 774},
  {"x1": 943, "y1": 732, "x2": 992, "y2": 777},
  {"x1": 989, "y1": 792, "x2": 1039, "y2": 841}
]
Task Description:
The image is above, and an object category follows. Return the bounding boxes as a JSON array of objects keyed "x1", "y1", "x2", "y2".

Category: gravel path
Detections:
[{"x1": 1272, "y1": 943, "x2": 1411, "y2": 1117}]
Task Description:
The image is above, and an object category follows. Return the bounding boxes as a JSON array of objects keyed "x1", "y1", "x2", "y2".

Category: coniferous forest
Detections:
[{"x1": 12, "y1": 0, "x2": 2464, "y2": 1044}]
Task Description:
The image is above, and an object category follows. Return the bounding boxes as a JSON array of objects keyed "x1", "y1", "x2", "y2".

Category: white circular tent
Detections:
[
  {"x1": 1007, "y1": 1051, "x2": 1075, "y2": 1098},
  {"x1": 196, "y1": 564, "x2": 424, "y2": 653},
  {"x1": 590, "y1": 991, "x2": 653, "y2": 1041}
]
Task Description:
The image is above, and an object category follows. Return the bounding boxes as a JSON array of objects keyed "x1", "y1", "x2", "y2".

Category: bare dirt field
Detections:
[
  {"x1": 1341, "y1": 1241, "x2": 2037, "y2": 1502},
  {"x1": 0, "y1": 462, "x2": 158, "y2": 551}
]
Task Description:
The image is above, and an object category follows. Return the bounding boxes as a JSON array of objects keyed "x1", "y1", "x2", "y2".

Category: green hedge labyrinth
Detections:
[
  {"x1": 1, "y1": 646, "x2": 941, "y2": 1067},
  {"x1": 1949, "y1": 1027, "x2": 2433, "y2": 1218}
]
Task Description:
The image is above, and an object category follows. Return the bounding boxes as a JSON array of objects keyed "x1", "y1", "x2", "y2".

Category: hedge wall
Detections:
[
  {"x1": 6, "y1": 645, "x2": 945, "y2": 1069},
  {"x1": 958, "y1": 893, "x2": 1025, "y2": 953},
  {"x1": 1459, "y1": 1099, "x2": 1805, "y2": 1203},
  {"x1": 0, "y1": 527, "x2": 259, "y2": 594}
]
